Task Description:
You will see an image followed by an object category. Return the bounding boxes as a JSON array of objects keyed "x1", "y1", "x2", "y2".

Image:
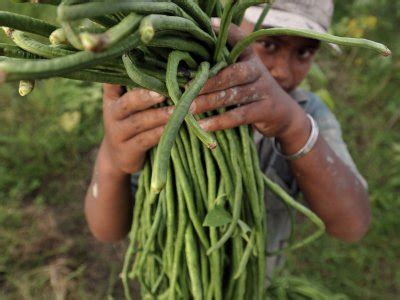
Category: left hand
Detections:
[{"x1": 190, "y1": 23, "x2": 308, "y2": 141}]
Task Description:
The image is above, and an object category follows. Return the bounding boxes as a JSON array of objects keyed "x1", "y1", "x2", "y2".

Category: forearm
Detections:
[
  {"x1": 278, "y1": 109, "x2": 371, "y2": 242},
  {"x1": 84, "y1": 140, "x2": 133, "y2": 242}
]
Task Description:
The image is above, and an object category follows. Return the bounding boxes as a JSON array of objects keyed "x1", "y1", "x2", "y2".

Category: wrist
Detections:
[
  {"x1": 276, "y1": 108, "x2": 311, "y2": 155},
  {"x1": 97, "y1": 140, "x2": 129, "y2": 182}
]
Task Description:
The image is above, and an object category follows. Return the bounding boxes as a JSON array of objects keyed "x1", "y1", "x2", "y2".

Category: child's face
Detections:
[{"x1": 241, "y1": 21, "x2": 320, "y2": 93}]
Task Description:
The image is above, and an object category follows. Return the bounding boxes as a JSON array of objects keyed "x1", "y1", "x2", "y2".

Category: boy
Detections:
[{"x1": 84, "y1": 0, "x2": 370, "y2": 276}]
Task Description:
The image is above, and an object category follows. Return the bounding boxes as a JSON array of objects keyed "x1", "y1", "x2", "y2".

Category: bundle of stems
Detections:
[{"x1": 1, "y1": 0, "x2": 390, "y2": 299}]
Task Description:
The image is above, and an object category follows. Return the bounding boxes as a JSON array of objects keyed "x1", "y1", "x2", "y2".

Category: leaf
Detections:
[{"x1": 203, "y1": 206, "x2": 232, "y2": 227}]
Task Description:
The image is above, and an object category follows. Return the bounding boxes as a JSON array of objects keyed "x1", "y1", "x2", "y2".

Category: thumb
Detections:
[
  {"x1": 212, "y1": 19, "x2": 251, "y2": 60},
  {"x1": 103, "y1": 84, "x2": 122, "y2": 102},
  {"x1": 211, "y1": 18, "x2": 246, "y2": 46}
]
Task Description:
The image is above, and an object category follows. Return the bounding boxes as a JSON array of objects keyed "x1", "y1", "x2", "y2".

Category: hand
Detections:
[
  {"x1": 190, "y1": 23, "x2": 309, "y2": 141},
  {"x1": 101, "y1": 84, "x2": 171, "y2": 175}
]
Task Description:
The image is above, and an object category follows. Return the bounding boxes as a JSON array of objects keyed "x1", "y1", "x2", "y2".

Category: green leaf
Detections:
[{"x1": 203, "y1": 206, "x2": 232, "y2": 227}]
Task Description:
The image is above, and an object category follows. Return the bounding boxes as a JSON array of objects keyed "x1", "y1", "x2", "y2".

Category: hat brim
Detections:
[{"x1": 244, "y1": 7, "x2": 341, "y2": 53}]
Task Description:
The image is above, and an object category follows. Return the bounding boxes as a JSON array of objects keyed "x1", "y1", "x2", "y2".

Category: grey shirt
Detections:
[{"x1": 130, "y1": 88, "x2": 367, "y2": 278}]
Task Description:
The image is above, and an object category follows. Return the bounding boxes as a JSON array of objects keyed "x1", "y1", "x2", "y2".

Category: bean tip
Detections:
[
  {"x1": 49, "y1": 28, "x2": 67, "y2": 46},
  {"x1": 2, "y1": 27, "x2": 13, "y2": 38},
  {"x1": 81, "y1": 33, "x2": 106, "y2": 52},
  {"x1": 382, "y1": 47, "x2": 392, "y2": 57},
  {"x1": 208, "y1": 141, "x2": 217, "y2": 150},
  {"x1": 19, "y1": 80, "x2": 35, "y2": 97},
  {"x1": 151, "y1": 182, "x2": 164, "y2": 195},
  {"x1": 139, "y1": 26, "x2": 155, "y2": 44}
]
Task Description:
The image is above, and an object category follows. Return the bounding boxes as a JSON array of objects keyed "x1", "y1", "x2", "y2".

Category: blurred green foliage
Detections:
[
  {"x1": 0, "y1": 79, "x2": 103, "y2": 204},
  {"x1": 0, "y1": 0, "x2": 399, "y2": 299}
]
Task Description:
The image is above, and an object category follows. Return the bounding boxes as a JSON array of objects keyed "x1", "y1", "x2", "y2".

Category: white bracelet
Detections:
[{"x1": 272, "y1": 114, "x2": 319, "y2": 161}]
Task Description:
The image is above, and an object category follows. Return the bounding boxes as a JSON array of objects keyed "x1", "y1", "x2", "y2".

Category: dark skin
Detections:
[{"x1": 84, "y1": 20, "x2": 371, "y2": 243}]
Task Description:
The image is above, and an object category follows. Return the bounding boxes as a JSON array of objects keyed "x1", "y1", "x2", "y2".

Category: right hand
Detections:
[{"x1": 101, "y1": 84, "x2": 171, "y2": 175}]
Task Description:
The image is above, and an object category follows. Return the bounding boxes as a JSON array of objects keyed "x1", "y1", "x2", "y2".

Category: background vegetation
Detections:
[{"x1": 0, "y1": 0, "x2": 399, "y2": 299}]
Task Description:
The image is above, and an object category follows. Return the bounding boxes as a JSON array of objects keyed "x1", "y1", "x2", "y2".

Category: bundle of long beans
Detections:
[{"x1": 1, "y1": 0, "x2": 391, "y2": 299}]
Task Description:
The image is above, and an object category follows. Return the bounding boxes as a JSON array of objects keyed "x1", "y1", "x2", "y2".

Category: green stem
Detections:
[
  {"x1": 253, "y1": 3, "x2": 272, "y2": 32},
  {"x1": 263, "y1": 175, "x2": 325, "y2": 255}
]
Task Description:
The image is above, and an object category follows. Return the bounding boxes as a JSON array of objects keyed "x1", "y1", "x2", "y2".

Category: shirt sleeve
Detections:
[
  {"x1": 131, "y1": 171, "x2": 141, "y2": 196},
  {"x1": 304, "y1": 94, "x2": 368, "y2": 189}
]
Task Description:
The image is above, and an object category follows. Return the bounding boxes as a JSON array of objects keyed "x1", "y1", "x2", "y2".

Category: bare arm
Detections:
[
  {"x1": 84, "y1": 85, "x2": 170, "y2": 242},
  {"x1": 85, "y1": 140, "x2": 132, "y2": 242},
  {"x1": 278, "y1": 106, "x2": 370, "y2": 242}
]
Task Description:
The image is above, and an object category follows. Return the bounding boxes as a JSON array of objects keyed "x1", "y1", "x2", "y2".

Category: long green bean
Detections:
[
  {"x1": 0, "y1": 33, "x2": 140, "y2": 82},
  {"x1": 263, "y1": 175, "x2": 325, "y2": 254},
  {"x1": 0, "y1": 11, "x2": 57, "y2": 37},
  {"x1": 58, "y1": 1, "x2": 196, "y2": 23},
  {"x1": 139, "y1": 14, "x2": 215, "y2": 48},
  {"x1": 253, "y1": 2, "x2": 273, "y2": 32},
  {"x1": 168, "y1": 159, "x2": 188, "y2": 300},
  {"x1": 148, "y1": 36, "x2": 211, "y2": 60},
  {"x1": 185, "y1": 225, "x2": 204, "y2": 300},
  {"x1": 80, "y1": 13, "x2": 143, "y2": 52},
  {"x1": 9, "y1": 29, "x2": 74, "y2": 58},
  {"x1": 206, "y1": 132, "x2": 243, "y2": 255},
  {"x1": 151, "y1": 61, "x2": 209, "y2": 193},
  {"x1": 232, "y1": 0, "x2": 269, "y2": 25},
  {"x1": 171, "y1": 145, "x2": 210, "y2": 249},
  {"x1": 163, "y1": 168, "x2": 176, "y2": 275},
  {"x1": 213, "y1": 0, "x2": 235, "y2": 62},
  {"x1": 166, "y1": 50, "x2": 216, "y2": 148},
  {"x1": 121, "y1": 161, "x2": 149, "y2": 300},
  {"x1": 0, "y1": 43, "x2": 41, "y2": 59},
  {"x1": 229, "y1": 27, "x2": 391, "y2": 63},
  {"x1": 171, "y1": 0, "x2": 214, "y2": 36}
]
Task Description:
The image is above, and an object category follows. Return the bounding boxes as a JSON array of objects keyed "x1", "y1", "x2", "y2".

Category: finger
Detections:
[
  {"x1": 112, "y1": 88, "x2": 166, "y2": 120},
  {"x1": 200, "y1": 60, "x2": 261, "y2": 94},
  {"x1": 103, "y1": 84, "x2": 123, "y2": 102},
  {"x1": 119, "y1": 106, "x2": 173, "y2": 141},
  {"x1": 198, "y1": 102, "x2": 261, "y2": 132},
  {"x1": 191, "y1": 81, "x2": 263, "y2": 114},
  {"x1": 211, "y1": 18, "x2": 221, "y2": 31},
  {"x1": 124, "y1": 125, "x2": 165, "y2": 153},
  {"x1": 225, "y1": 23, "x2": 247, "y2": 47}
]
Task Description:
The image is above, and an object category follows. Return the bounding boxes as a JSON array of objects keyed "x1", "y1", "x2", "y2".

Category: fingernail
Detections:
[
  {"x1": 211, "y1": 18, "x2": 221, "y2": 27},
  {"x1": 167, "y1": 106, "x2": 175, "y2": 115},
  {"x1": 149, "y1": 91, "x2": 162, "y2": 99},
  {"x1": 199, "y1": 119, "x2": 208, "y2": 130},
  {"x1": 189, "y1": 103, "x2": 196, "y2": 114}
]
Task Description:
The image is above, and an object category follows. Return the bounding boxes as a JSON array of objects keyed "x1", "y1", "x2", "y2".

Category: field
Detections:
[{"x1": 0, "y1": 1, "x2": 399, "y2": 299}]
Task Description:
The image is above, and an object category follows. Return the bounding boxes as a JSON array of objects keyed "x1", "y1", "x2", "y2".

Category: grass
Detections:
[{"x1": 0, "y1": 0, "x2": 399, "y2": 299}]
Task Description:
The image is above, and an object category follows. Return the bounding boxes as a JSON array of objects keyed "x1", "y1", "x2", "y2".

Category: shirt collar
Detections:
[{"x1": 289, "y1": 88, "x2": 309, "y2": 104}]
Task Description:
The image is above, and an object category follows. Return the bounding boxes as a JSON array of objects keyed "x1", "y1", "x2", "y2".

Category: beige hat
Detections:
[{"x1": 244, "y1": 0, "x2": 334, "y2": 34}]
